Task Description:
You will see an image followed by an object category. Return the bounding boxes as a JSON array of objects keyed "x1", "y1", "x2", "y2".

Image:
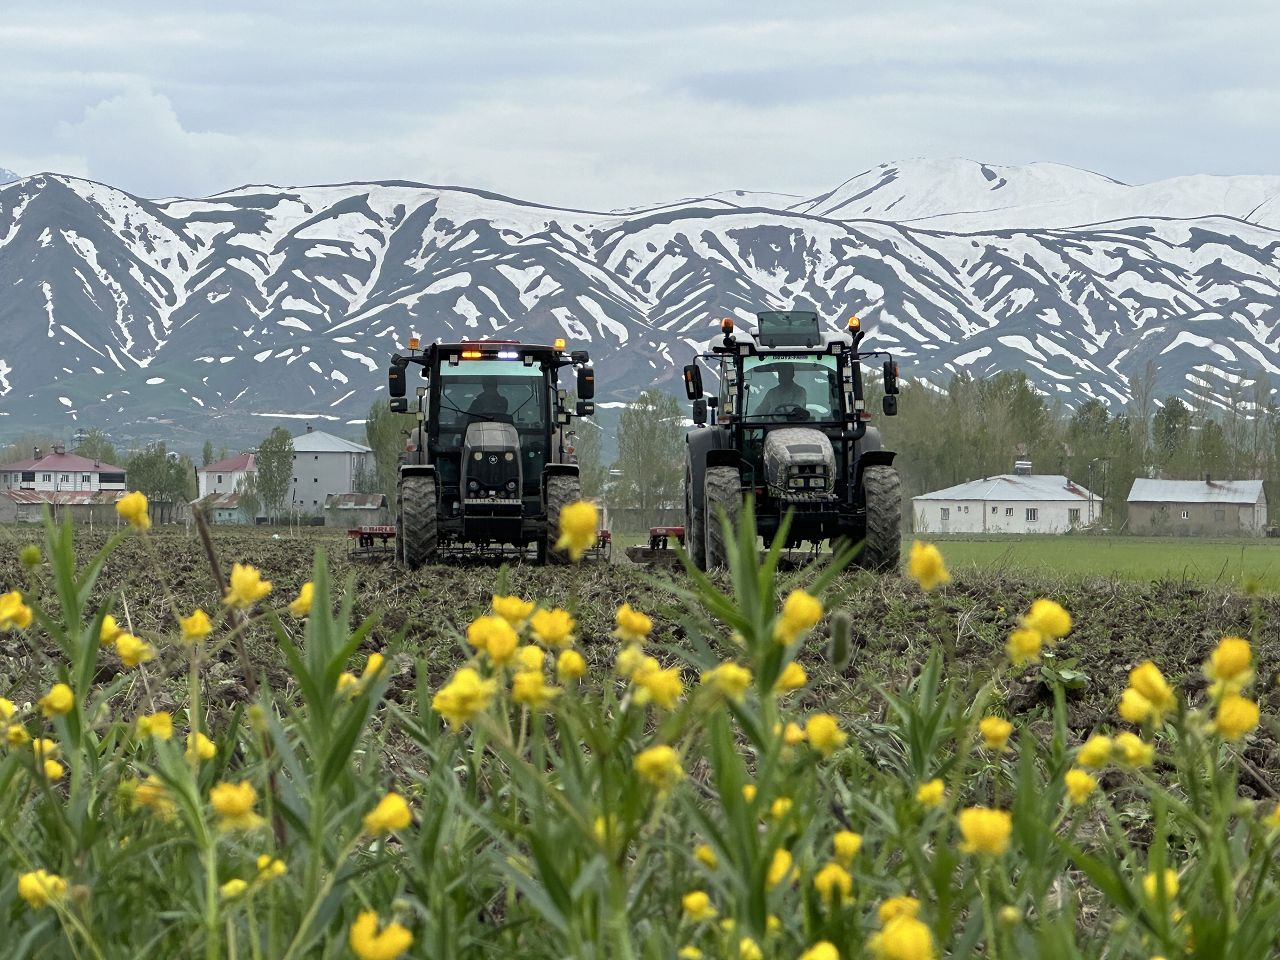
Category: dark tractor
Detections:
[
  {"x1": 682, "y1": 310, "x2": 902, "y2": 570},
  {"x1": 387, "y1": 337, "x2": 595, "y2": 567}
]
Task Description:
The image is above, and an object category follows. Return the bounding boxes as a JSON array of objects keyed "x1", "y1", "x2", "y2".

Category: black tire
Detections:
[
  {"x1": 399, "y1": 475, "x2": 438, "y2": 569},
  {"x1": 860, "y1": 465, "x2": 902, "y2": 571},
  {"x1": 685, "y1": 465, "x2": 707, "y2": 571},
  {"x1": 543, "y1": 474, "x2": 581, "y2": 566},
  {"x1": 704, "y1": 466, "x2": 741, "y2": 570}
]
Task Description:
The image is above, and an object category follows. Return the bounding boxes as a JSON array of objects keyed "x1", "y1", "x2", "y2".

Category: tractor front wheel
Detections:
[
  {"x1": 543, "y1": 474, "x2": 582, "y2": 565},
  {"x1": 703, "y1": 466, "x2": 741, "y2": 570},
  {"x1": 860, "y1": 464, "x2": 901, "y2": 571},
  {"x1": 398, "y1": 474, "x2": 439, "y2": 569},
  {"x1": 685, "y1": 465, "x2": 707, "y2": 571}
]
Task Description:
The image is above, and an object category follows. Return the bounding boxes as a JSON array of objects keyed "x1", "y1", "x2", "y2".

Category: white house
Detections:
[
  {"x1": 288, "y1": 426, "x2": 372, "y2": 514},
  {"x1": 913, "y1": 467, "x2": 1099, "y2": 535},
  {"x1": 0, "y1": 446, "x2": 127, "y2": 493},
  {"x1": 197, "y1": 452, "x2": 256, "y2": 499}
]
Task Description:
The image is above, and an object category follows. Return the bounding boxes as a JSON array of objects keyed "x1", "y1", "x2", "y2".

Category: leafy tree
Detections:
[
  {"x1": 615, "y1": 390, "x2": 684, "y2": 520},
  {"x1": 75, "y1": 429, "x2": 119, "y2": 467},
  {"x1": 573, "y1": 418, "x2": 607, "y2": 500},
  {"x1": 124, "y1": 444, "x2": 192, "y2": 524},
  {"x1": 202, "y1": 440, "x2": 215, "y2": 466},
  {"x1": 255, "y1": 427, "x2": 295, "y2": 519},
  {"x1": 364, "y1": 401, "x2": 415, "y2": 506},
  {"x1": 235, "y1": 474, "x2": 261, "y2": 523}
]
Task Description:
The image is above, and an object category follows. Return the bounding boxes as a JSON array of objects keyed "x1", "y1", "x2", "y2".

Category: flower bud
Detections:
[
  {"x1": 19, "y1": 545, "x2": 41, "y2": 568},
  {"x1": 247, "y1": 704, "x2": 268, "y2": 734}
]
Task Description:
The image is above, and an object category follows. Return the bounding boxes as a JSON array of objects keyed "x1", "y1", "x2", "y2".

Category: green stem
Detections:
[{"x1": 279, "y1": 834, "x2": 362, "y2": 960}]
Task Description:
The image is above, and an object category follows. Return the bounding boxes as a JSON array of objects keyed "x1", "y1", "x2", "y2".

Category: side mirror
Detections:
[
  {"x1": 388, "y1": 363, "x2": 406, "y2": 398},
  {"x1": 390, "y1": 397, "x2": 408, "y2": 413},
  {"x1": 683, "y1": 364, "x2": 703, "y2": 400},
  {"x1": 577, "y1": 366, "x2": 595, "y2": 400},
  {"x1": 576, "y1": 400, "x2": 595, "y2": 417},
  {"x1": 570, "y1": 350, "x2": 590, "y2": 365},
  {"x1": 692, "y1": 398, "x2": 708, "y2": 426},
  {"x1": 882, "y1": 395, "x2": 898, "y2": 417},
  {"x1": 883, "y1": 360, "x2": 899, "y2": 395}
]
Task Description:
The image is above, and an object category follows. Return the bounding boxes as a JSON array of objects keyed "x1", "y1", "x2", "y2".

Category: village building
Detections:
[
  {"x1": 324, "y1": 493, "x2": 389, "y2": 526},
  {"x1": 0, "y1": 445, "x2": 128, "y2": 523},
  {"x1": 288, "y1": 426, "x2": 372, "y2": 515},
  {"x1": 196, "y1": 452, "x2": 256, "y2": 499},
  {"x1": 1126, "y1": 478, "x2": 1267, "y2": 536},
  {"x1": 912, "y1": 462, "x2": 1099, "y2": 535}
]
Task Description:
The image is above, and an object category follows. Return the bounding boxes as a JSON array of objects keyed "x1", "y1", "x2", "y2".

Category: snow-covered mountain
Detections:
[
  {"x1": 0, "y1": 169, "x2": 19, "y2": 185},
  {"x1": 0, "y1": 159, "x2": 1277, "y2": 446}
]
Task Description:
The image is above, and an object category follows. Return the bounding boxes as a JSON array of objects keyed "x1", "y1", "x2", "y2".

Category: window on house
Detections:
[
  {"x1": 60, "y1": 474, "x2": 69, "y2": 482},
  {"x1": 962, "y1": 505, "x2": 969, "y2": 513},
  {"x1": 42, "y1": 474, "x2": 51, "y2": 482},
  {"x1": 1005, "y1": 507, "x2": 1013, "y2": 517},
  {"x1": 991, "y1": 506, "x2": 998, "y2": 514},
  {"x1": 1068, "y1": 508, "x2": 1081, "y2": 525},
  {"x1": 1026, "y1": 508, "x2": 1039, "y2": 522},
  {"x1": 217, "y1": 474, "x2": 223, "y2": 483},
  {"x1": 81, "y1": 474, "x2": 90, "y2": 483},
  {"x1": 1181, "y1": 510, "x2": 1190, "y2": 520},
  {"x1": 313, "y1": 478, "x2": 318, "y2": 483},
  {"x1": 314, "y1": 455, "x2": 319, "y2": 460},
  {"x1": 940, "y1": 508, "x2": 950, "y2": 520},
  {"x1": 1214, "y1": 509, "x2": 1226, "y2": 521}
]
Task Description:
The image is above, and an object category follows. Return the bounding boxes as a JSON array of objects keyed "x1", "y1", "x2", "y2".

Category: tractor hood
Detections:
[
  {"x1": 462, "y1": 421, "x2": 522, "y2": 502},
  {"x1": 763, "y1": 427, "x2": 835, "y2": 497}
]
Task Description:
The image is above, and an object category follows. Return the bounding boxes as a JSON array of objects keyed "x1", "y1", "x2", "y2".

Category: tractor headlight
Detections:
[
  {"x1": 504, "y1": 452, "x2": 514, "y2": 461},
  {"x1": 506, "y1": 479, "x2": 517, "y2": 491},
  {"x1": 473, "y1": 451, "x2": 483, "y2": 461},
  {"x1": 468, "y1": 480, "x2": 479, "y2": 491}
]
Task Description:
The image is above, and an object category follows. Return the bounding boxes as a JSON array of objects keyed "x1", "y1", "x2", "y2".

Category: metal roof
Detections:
[
  {"x1": 0, "y1": 452, "x2": 125, "y2": 473},
  {"x1": 324, "y1": 493, "x2": 387, "y2": 509},
  {"x1": 192, "y1": 492, "x2": 242, "y2": 509},
  {"x1": 200, "y1": 453, "x2": 255, "y2": 474},
  {"x1": 914, "y1": 474, "x2": 1097, "y2": 503},
  {"x1": 2, "y1": 490, "x2": 126, "y2": 505},
  {"x1": 291, "y1": 429, "x2": 371, "y2": 454},
  {"x1": 1127, "y1": 479, "x2": 1264, "y2": 505}
]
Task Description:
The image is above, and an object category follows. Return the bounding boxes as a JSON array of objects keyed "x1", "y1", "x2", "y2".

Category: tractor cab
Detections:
[
  {"x1": 680, "y1": 310, "x2": 902, "y2": 570},
  {"x1": 387, "y1": 337, "x2": 594, "y2": 566}
]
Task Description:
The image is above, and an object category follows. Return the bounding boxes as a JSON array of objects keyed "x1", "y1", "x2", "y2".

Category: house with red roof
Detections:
[
  {"x1": 197, "y1": 452, "x2": 256, "y2": 500},
  {"x1": 0, "y1": 444, "x2": 129, "y2": 522}
]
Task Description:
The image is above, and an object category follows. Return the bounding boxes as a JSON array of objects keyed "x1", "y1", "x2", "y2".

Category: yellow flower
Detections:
[
  {"x1": 39, "y1": 683, "x2": 75, "y2": 717},
  {"x1": 770, "y1": 797, "x2": 793, "y2": 819},
  {"x1": 137, "y1": 711, "x2": 174, "y2": 740},
  {"x1": 739, "y1": 938, "x2": 763, "y2": 960},
  {"x1": 0, "y1": 697, "x2": 12, "y2": 722},
  {"x1": 633, "y1": 660, "x2": 684, "y2": 709},
  {"x1": 0, "y1": 591, "x2": 33, "y2": 633},
  {"x1": 1022, "y1": 598, "x2": 1071, "y2": 639},
  {"x1": 363, "y1": 652, "x2": 386, "y2": 680},
  {"x1": 17, "y1": 869, "x2": 67, "y2": 909},
  {"x1": 833, "y1": 830, "x2": 863, "y2": 866},
  {"x1": 1265, "y1": 805, "x2": 1280, "y2": 828},
  {"x1": 187, "y1": 731, "x2": 218, "y2": 762},
  {"x1": 492, "y1": 594, "x2": 535, "y2": 627},
  {"x1": 32, "y1": 737, "x2": 59, "y2": 761},
  {"x1": 349, "y1": 910, "x2": 414, "y2": 960},
  {"x1": 116, "y1": 490, "x2": 151, "y2": 530},
  {"x1": 256, "y1": 854, "x2": 287, "y2": 879},
  {"x1": 224, "y1": 563, "x2": 272, "y2": 609},
  {"x1": 701, "y1": 662, "x2": 753, "y2": 702},
  {"x1": 682, "y1": 890, "x2": 717, "y2": 922},
  {"x1": 774, "y1": 589, "x2": 823, "y2": 643},
  {"x1": 133, "y1": 776, "x2": 176, "y2": 818},
  {"x1": 432, "y1": 668, "x2": 498, "y2": 728},
  {"x1": 742, "y1": 784, "x2": 758, "y2": 803},
  {"x1": 907, "y1": 541, "x2": 950, "y2": 592},
  {"x1": 1214, "y1": 694, "x2": 1260, "y2": 739},
  {"x1": 805, "y1": 713, "x2": 847, "y2": 757},
  {"x1": 180, "y1": 608, "x2": 212, "y2": 643},
  {"x1": 782, "y1": 722, "x2": 807, "y2": 745},
  {"x1": 467, "y1": 615, "x2": 519, "y2": 665},
  {"x1": 555, "y1": 500, "x2": 599, "y2": 562},
  {"x1": 614, "y1": 602, "x2": 653, "y2": 644},
  {"x1": 1077, "y1": 734, "x2": 1113, "y2": 768},
  {"x1": 3, "y1": 723, "x2": 25, "y2": 746},
  {"x1": 1064, "y1": 768, "x2": 1098, "y2": 806},
  {"x1": 1128, "y1": 662, "x2": 1175, "y2": 715},
  {"x1": 775, "y1": 661, "x2": 807, "y2": 692},
  {"x1": 100, "y1": 613, "x2": 124, "y2": 646},
  {"x1": 1143, "y1": 868, "x2": 1179, "y2": 903},
  {"x1": 694, "y1": 843, "x2": 718, "y2": 869},
  {"x1": 957, "y1": 807, "x2": 1013, "y2": 856},
  {"x1": 1205, "y1": 636, "x2": 1253, "y2": 697},
  {"x1": 978, "y1": 716, "x2": 1013, "y2": 751},
  {"x1": 115, "y1": 633, "x2": 155, "y2": 669},
  {"x1": 288, "y1": 582, "x2": 314, "y2": 618},
  {"x1": 634, "y1": 745, "x2": 683, "y2": 791},
  {"x1": 530, "y1": 607, "x2": 576, "y2": 648},
  {"x1": 1006, "y1": 627, "x2": 1043, "y2": 666},
  {"x1": 337, "y1": 672, "x2": 359, "y2": 694},
  {"x1": 878, "y1": 896, "x2": 921, "y2": 924},
  {"x1": 363, "y1": 792, "x2": 412, "y2": 833},
  {"x1": 868, "y1": 915, "x2": 936, "y2": 960},
  {"x1": 221, "y1": 878, "x2": 249, "y2": 899},
  {"x1": 512, "y1": 669, "x2": 559, "y2": 709},
  {"x1": 1112, "y1": 731, "x2": 1154, "y2": 766},
  {"x1": 679, "y1": 948, "x2": 704, "y2": 960},
  {"x1": 209, "y1": 780, "x2": 263, "y2": 831},
  {"x1": 1118, "y1": 687, "x2": 1156, "y2": 724},
  {"x1": 998, "y1": 905, "x2": 1021, "y2": 926},
  {"x1": 516, "y1": 645, "x2": 546, "y2": 671},
  {"x1": 800, "y1": 943, "x2": 841, "y2": 960},
  {"x1": 814, "y1": 862, "x2": 853, "y2": 903},
  {"x1": 556, "y1": 649, "x2": 587, "y2": 682},
  {"x1": 766, "y1": 848, "x2": 794, "y2": 888},
  {"x1": 615, "y1": 645, "x2": 649, "y2": 678},
  {"x1": 43, "y1": 758, "x2": 65, "y2": 781},
  {"x1": 916, "y1": 779, "x2": 945, "y2": 808}
]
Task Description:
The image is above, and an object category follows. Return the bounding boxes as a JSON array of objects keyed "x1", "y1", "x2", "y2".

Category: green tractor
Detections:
[
  {"x1": 387, "y1": 337, "x2": 595, "y2": 567},
  {"x1": 681, "y1": 310, "x2": 902, "y2": 570}
]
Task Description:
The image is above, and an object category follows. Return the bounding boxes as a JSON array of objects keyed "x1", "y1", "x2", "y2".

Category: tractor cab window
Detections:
[
  {"x1": 741, "y1": 355, "x2": 839, "y2": 422},
  {"x1": 437, "y1": 360, "x2": 550, "y2": 488}
]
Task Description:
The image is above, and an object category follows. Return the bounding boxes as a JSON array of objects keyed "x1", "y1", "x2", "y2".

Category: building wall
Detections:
[
  {"x1": 913, "y1": 498, "x2": 1093, "y2": 535},
  {"x1": 198, "y1": 468, "x2": 252, "y2": 499},
  {"x1": 19, "y1": 471, "x2": 125, "y2": 493},
  {"x1": 289, "y1": 451, "x2": 369, "y2": 514},
  {"x1": 1128, "y1": 498, "x2": 1267, "y2": 536}
]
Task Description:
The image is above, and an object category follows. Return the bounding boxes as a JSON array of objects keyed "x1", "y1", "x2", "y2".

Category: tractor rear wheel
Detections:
[
  {"x1": 399, "y1": 474, "x2": 438, "y2": 569},
  {"x1": 543, "y1": 474, "x2": 581, "y2": 565},
  {"x1": 704, "y1": 466, "x2": 741, "y2": 570},
  {"x1": 860, "y1": 464, "x2": 901, "y2": 571},
  {"x1": 685, "y1": 465, "x2": 707, "y2": 571}
]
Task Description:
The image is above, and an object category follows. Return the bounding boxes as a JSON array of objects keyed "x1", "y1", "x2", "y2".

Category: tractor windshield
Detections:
[
  {"x1": 741, "y1": 355, "x2": 840, "y2": 421},
  {"x1": 438, "y1": 361, "x2": 547, "y2": 430}
]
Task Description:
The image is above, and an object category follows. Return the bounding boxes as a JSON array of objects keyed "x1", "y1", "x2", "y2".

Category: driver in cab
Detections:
[
  {"x1": 760, "y1": 366, "x2": 807, "y2": 416},
  {"x1": 466, "y1": 382, "x2": 509, "y2": 421}
]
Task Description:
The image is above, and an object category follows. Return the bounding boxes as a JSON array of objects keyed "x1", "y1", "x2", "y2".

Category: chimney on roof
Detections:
[
  {"x1": 1205, "y1": 473, "x2": 1212, "y2": 484},
  {"x1": 53, "y1": 443, "x2": 64, "y2": 455},
  {"x1": 306, "y1": 423, "x2": 313, "y2": 433},
  {"x1": 33, "y1": 446, "x2": 41, "y2": 460},
  {"x1": 1013, "y1": 460, "x2": 1033, "y2": 476}
]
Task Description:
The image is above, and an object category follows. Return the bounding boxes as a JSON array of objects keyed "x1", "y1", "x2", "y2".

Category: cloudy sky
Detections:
[{"x1": 2, "y1": 1, "x2": 1276, "y2": 208}]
